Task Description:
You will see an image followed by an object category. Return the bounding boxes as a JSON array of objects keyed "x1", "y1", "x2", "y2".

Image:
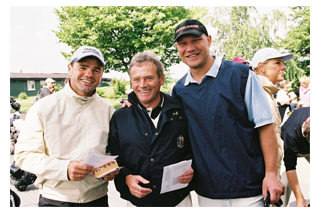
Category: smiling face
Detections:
[
  {"x1": 130, "y1": 61, "x2": 165, "y2": 109},
  {"x1": 258, "y1": 57, "x2": 287, "y2": 84},
  {"x1": 175, "y1": 34, "x2": 213, "y2": 73},
  {"x1": 68, "y1": 56, "x2": 104, "y2": 97}
]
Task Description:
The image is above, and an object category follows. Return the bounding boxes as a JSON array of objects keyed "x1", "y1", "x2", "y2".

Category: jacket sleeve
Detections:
[
  {"x1": 282, "y1": 125, "x2": 299, "y2": 171},
  {"x1": 108, "y1": 114, "x2": 133, "y2": 178},
  {"x1": 14, "y1": 104, "x2": 70, "y2": 181}
]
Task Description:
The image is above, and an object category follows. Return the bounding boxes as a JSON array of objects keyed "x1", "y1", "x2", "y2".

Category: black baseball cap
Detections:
[{"x1": 174, "y1": 19, "x2": 208, "y2": 42}]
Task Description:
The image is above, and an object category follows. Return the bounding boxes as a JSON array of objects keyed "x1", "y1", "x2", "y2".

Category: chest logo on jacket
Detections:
[{"x1": 177, "y1": 135, "x2": 184, "y2": 148}]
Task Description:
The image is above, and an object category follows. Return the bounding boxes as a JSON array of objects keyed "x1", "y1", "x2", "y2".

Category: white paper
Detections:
[
  {"x1": 160, "y1": 159, "x2": 192, "y2": 194},
  {"x1": 83, "y1": 153, "x2": 118, "y2": 168}
]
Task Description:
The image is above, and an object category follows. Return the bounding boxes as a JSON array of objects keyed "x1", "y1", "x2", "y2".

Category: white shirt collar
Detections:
[{"x1": 184, "y1": 55, "x2": 222, "y2": 86}]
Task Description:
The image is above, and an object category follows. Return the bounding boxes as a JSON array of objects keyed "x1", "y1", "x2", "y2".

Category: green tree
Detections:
[
  {"x1": 280, "y1": 6, "x2": 310, "y2": 88},
  {"x1": 53, "y1": 6, "x2": 192, "y2": 73},
  {"x1": 204, "y1": 6, "x2": 287, "y2": 60},
  {"x1": 111, "y1": 78, "x2": 129, "y2": 97}
]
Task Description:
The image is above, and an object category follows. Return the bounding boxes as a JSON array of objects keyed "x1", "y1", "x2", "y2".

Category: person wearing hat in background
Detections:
[
  {"x1": 232, "y1": 56, "x2": 250, "y2": 65},
  {"x1": 172, "y1": 19, "x2": 284, "y2": 206},
  {"x1": 38, "y1": 78, "x2": 56, "y2": 99},
  {"x1": 252, "y1": 47, "x2": 293, "y2": 178},
  {"x1": 252, "y1": 48, "x2": 293, "y2": 206},
  {"x1": 276, "y1": 80, "x2": 295, "y2": 125},
  {"x1": 15, "y1": 46, "x2": 118, "y2": 207}
]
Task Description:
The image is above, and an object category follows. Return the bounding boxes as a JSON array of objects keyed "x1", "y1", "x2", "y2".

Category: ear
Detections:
[
  {"x1": 207, "y1": 35, "x2": 212, "y2": 47},
  {"x1": 160, "y1": 73, "x2": 165, "y2": 86},
  {"x1": 67, "y1": 64, "x2": 73, "y2": 76},
  {"x1": 258, "y1": 62, "x2": 265, "y2": 72}
]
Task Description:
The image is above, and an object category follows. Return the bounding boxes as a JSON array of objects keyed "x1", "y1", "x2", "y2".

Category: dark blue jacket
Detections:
[
  {"x1": 172, "y1": 60, "x2": 264, "y2": 199},
  {"x1": 108, "y1": 92, "x2": 193, "y2": 206},
  {"x1": 282, "y1": 107, "x2": 310, "y2": 171}
]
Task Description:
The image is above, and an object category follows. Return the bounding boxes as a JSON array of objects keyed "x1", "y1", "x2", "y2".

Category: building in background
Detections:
[{"x1": 10, "y1": 73, "x2": 112, "y2": 97}]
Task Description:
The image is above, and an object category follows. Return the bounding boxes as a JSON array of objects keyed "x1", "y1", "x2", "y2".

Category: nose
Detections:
[
  {"x1": 281, "y1": 62, "x2": 287, "y2": 70},
  {"x1": 84, "y1": 69, "x2": 94, "y2": 77},
  {"x1": 186, "y1": 42, "x2": 196, "y2": 52},
  {"x1": 139, "y1": 79, "x2": 147, "y2": 87}
]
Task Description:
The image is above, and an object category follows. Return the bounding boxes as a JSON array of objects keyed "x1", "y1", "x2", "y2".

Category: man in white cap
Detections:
[
  {"x1": 15, "y1": 46, "x2": 118, "y2": 207},
  {"x1": 38, "y1": 78, "x2": 56, "y2": 99}
]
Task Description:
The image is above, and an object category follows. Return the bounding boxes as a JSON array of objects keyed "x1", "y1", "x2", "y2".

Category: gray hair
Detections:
[{"x1": 129, "y1": 51, "x2": 164, "y2": 78}]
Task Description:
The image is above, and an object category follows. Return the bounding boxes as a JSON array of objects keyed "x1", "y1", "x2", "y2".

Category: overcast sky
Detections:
[{"x1": 8, "y1": 4, "x2": 296, "y2": 80}]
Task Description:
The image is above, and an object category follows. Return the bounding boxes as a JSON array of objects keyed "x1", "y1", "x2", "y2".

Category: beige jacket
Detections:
[
  {"x1": 258, "y1": 75, "x2": 283, "y2": 178},
  {"x1": 15, "y1": 83, "x2": 115, "y2": 203}
]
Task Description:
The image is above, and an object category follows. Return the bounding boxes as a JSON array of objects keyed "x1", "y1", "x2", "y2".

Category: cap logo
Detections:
[
  {"x1": 82, "y1": 48, "x2": 102, "y2": 57},
  {"x1": 176, "y1": 25, "x2": 199, "y2": 34}
]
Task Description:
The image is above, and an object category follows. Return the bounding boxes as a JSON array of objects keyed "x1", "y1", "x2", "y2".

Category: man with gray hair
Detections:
[{"x1": 108, "y1": 51, "x2": 194, "y2": 207}]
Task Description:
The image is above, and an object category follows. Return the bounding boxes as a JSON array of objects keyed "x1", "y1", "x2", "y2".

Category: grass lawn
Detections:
[{"x1": 15, "y1": 96, "x2": 37, "y2": 112}]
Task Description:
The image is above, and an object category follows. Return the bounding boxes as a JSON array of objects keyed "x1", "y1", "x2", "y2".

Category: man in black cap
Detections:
[{"x1": 171, "y1": 19, "x2": 284, "y2": 206}]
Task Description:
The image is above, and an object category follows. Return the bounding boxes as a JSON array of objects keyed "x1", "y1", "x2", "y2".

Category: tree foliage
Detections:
[
  {"x1": 280, "y1": 6, "x2": 310, "y2": 83},
  {"x1": 53, "y1": 6, "x2": 192, "y2": 73},
  {"x1": 204, "y1": 6, "x2": 287, "y2": 61}
]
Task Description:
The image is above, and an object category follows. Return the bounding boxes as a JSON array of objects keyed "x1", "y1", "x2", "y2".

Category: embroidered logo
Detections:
[
  {"x1": 175, "y1": 25, "x2": 200, "y2": 34},
  {"x1": 177, "y1": 135, "x2": 184, "y2": 148}
]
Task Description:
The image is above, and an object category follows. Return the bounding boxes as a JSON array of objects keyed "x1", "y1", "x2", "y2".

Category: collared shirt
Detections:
[
  {"x1": 183, "y1": 55, "x2": 273, "y2": 128},
  {"x1": 137, "y1": 94, "x2": 164, "y2": 128}
]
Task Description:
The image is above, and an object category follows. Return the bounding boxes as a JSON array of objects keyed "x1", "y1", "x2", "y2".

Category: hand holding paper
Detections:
[
  {"x1": 178, "y1": 167, "x2": 194, "y2": 184},
  {"x1": 67, "y1": 160, "x2": 94, "y2": 181},
  {"x1": 82, "y1": 153, "x2": 122, "y2": 179},
  {"x1": 160, "y1": 159, "x2": 192, "y2": 194}
]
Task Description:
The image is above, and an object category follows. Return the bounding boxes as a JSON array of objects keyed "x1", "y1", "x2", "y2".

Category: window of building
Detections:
[
  {"x1": 40, "y1": 80, "x2": 45, "y2": 89},
  {"x1": 27, "y1": 80, "x2": 35, "y2": 91}
]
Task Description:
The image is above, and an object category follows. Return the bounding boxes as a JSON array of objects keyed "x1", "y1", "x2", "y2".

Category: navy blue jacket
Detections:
[
  {"x1": 108, "y1": 92, "x2": 193, "y2": 206},
  {"x1": 282, "y1": 107, "x2": 310, "y2": 171},
  {"x1": 172, "y1": 60, "x2": 264, "y2": 199}
]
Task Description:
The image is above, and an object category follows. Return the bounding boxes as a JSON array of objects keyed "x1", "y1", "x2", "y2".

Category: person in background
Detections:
[
  {"x1": 281, "y1": 107, "x2": 310, "y2": 207},
  {"x1": 295, "y1": 76, "x2": 310, "y2": 107},
  {"x1": 108, "y1": 51, "x2": 194, "y2": 207},
  {"x1": 252, "y1": 47, "x2": 293, "y2": 179},
  {"x1": 172, "y1": 19, "x2": 284, "y2": 207},
  {"x1": 232, "y1": 56, "x2": 250, "y2": 65},
  {"x1": 276, "y1": 80, "x2": 294, "y2": 124},
  {"x1": 15, "y1": 46, "x2": 118, "y2": 207},
  {"x1": 39, "y1": 78, "x2": 56, "y2": 99}
]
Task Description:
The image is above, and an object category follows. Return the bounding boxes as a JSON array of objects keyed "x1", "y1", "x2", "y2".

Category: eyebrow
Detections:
[{"x1": 78, "y1": 63, "x2": 103, "y2": 70}]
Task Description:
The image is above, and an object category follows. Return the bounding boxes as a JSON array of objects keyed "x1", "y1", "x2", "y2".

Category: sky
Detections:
[{"x1": 8, "y1": 4, "x2": 296, "y2": 80}]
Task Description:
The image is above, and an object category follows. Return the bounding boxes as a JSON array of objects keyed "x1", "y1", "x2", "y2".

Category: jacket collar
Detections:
[
  {"x1": 128, "y1": 91, "x2": 180, "y2": 113},
  {"x1": 257, "y1": 75, "x2": 279, "y2": 95},
  {"x1": 63, "y1": 82, "x2": 97, "y2": 104}
]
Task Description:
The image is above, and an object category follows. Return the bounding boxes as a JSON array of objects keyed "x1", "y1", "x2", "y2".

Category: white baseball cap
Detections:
[
  {"x1": 252, "y1": 48, "x2": 293, "y2": 70},
  {"x1": 70, "y1": 46, "x2": 105, "y2": 66},
  {"x1": 45, "y1": 78, "x2": 55, "y2": 83}
]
